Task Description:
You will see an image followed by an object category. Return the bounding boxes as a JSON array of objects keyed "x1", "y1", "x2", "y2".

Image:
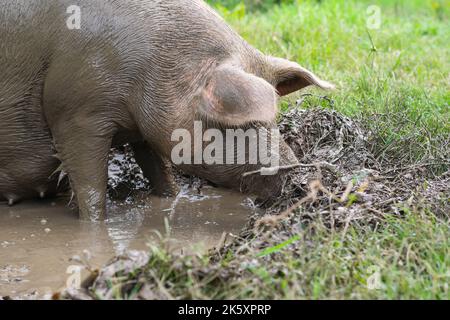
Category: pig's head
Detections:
[{"x1": 173, "y1": 55, "x2": 334, "y2": 202}]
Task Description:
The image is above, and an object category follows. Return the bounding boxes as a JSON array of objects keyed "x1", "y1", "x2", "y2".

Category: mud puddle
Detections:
[{"x1": 0, "y1": 186, "x2": 255, "y2": 299}]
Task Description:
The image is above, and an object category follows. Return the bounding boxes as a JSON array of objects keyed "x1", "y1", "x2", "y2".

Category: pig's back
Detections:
[{"x1": 0, "y1": 0, "x2": 253, "y2": 202}]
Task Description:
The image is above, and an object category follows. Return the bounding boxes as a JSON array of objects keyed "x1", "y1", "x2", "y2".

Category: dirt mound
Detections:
[
  {"x1": 268, "y1": 107, "x2": 448, "y2": 223},
  {"x1": 208, "y1": 107, "x2": 448, "y2": 267}
]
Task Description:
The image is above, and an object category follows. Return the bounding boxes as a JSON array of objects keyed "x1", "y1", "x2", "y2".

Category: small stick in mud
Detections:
[{"x1": 242, "y1": 162, "x2": 339, "y2": 177}]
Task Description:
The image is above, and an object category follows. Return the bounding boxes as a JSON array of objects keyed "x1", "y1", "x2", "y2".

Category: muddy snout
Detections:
[
  {"x1": 174, "y1": 124, "x2": 299, "y2": 203},
  {"x1": 236, "y1": 136, "x2": 299, "y2": 205}
]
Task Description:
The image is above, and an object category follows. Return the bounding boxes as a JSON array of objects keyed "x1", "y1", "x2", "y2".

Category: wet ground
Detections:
[{"x1": 0, "y1": 186, "x2": 255, "y2": 299}]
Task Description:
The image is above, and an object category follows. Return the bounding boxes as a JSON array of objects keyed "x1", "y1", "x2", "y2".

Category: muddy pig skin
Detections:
[{"x1": 0, "y1": 0, "x2": 333, "y2": 220}]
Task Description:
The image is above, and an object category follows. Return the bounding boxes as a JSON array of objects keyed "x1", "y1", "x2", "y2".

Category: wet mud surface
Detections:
[{"x1": 0, "y1": 186, "x2": 255, "y2": 299}]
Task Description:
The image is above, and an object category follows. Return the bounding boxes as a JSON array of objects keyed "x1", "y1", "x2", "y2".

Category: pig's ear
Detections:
[
  {"x1": 268, "y1": 57, "x2": 335, "y2": 96},
  {"x1": 199, "y1": 66, "x2": 278, "y2": 126}
]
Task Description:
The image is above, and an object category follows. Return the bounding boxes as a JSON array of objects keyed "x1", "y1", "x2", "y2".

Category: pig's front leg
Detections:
[
  {"x1": 51, "y1": 124, "x2": 113, "y2": 221},
  {"x1": 131, "y1": 141, "x2": 179, "y2": 197}
]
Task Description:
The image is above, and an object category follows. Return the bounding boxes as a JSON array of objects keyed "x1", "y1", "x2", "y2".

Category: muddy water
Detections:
[{"x1": 0, "y1": 186, "x2": 256, "y2": 299}]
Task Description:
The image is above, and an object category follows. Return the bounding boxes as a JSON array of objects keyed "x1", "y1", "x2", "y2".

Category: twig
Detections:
[{"x1": 242, "y1": 162, "x2": 339, "y2": 177}]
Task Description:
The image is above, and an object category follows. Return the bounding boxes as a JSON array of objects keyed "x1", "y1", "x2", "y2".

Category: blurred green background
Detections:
[{"x1": 206, "y1": 0, "x2": 449, "y2": 142}]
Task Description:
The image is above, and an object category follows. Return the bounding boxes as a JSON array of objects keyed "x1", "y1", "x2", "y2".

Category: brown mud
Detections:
[{"x1": 0, "y1": 186, "x2": 255, "y2": 299}]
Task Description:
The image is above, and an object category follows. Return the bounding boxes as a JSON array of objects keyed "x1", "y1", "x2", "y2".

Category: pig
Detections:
[{"x1": 0, "y1": 0, "x2": 333, "y2": 220}]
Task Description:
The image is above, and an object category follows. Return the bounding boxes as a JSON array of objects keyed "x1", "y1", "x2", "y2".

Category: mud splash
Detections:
[{"x1": 0, "y1": 186, "x2": 256, "y2": 299}]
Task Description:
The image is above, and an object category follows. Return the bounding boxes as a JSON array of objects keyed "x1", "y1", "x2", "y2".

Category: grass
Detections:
[
  {"x1": 66, "y1": 1, "x2": 449, "y2": 300},
  {"x1": 225, "y1": 213, "x2": 445, "y2": 299},
  {"x1": 211, "y1": 0, "x2": 449, "y2": 137}
]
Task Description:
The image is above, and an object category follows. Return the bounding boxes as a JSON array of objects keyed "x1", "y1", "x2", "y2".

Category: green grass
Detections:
[
  {"x1": 207, "y1": 0, "x2": 450, "y2": 300},
  {"x1": 210, "y1": 0, "x2": 449, "y2": 137},
  {"x1": 234, "y1": 211, "x2": 449, "y2": 300}
]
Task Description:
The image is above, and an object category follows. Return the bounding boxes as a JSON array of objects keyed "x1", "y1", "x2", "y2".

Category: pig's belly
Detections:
[
  {"x1": 0, "y1": 135, "x2": 63, "y2": 204},
  {"x1": 0, "y1": 76, "x2": 67, "y2": 204}
]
